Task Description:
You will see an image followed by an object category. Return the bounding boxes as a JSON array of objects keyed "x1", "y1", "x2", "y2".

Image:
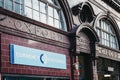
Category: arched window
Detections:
[
  {"x1": 96, "y1": 18, "x2": 119, "y2": 49},
  {"x1": 0, "y1": 0, "x2": 67, "y2": 31}
]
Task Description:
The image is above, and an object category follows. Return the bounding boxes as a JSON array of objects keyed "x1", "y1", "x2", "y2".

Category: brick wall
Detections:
[{"x1": 0, "y1": 33, "x2": 71, "y2": 77}]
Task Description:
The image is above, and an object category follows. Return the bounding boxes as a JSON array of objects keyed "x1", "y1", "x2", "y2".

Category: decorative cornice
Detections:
[
  {"x1": 89, "y1": 0, "x2": 120, "y2": 21},
  {"x1": 0, "y1": 24, "x2": 70, "y2": 48},
  {"x1": 102, "y1": 0, "x2": 120, "y2": 13},
  {"x1": 0, "y1": 8, "x2": 70, "y2": 49},
  {"x1": 96, "y1": 45, "x2": 120, "y2": 61}
]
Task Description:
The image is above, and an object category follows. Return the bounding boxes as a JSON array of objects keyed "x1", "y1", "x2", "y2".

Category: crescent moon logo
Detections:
[{"x1": 40, "y1": 54, "x2": 47, "y2": 64}]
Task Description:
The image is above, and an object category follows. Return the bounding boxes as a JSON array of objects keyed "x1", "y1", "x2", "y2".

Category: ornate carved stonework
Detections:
[
  {"x1": 96, "y1": 46, "x2": 120, "y2": 61},
  {"x1": 76, "y1": 32, "x2": 90, "y2": 53},
  {"x1": 0, "y1": 14, "x2": 69, "y2": 44}
]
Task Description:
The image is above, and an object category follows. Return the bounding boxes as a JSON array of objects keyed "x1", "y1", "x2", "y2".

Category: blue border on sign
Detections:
[{"x1": 9, "y1": 44, "x2": 66, "y2": 69}]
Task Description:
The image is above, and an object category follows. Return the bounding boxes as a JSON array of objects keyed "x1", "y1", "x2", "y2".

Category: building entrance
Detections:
[
  {"x1": 97, "y1": 58, "x2": 120, "y2": 80},
  {"x1": 78, "y1": 54, "x2": 92, "y2": 80}
]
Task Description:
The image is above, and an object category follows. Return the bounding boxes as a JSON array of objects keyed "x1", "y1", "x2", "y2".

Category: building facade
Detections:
[
  {"x1": 0, "y1": 0, "x2": 120, "y2": 80},
  {"x1": 0, "y1": 0, "x2": 72, "y2": 80},
  {"x1": 68, "y1": 0, "x2": 120, "y2": 80}
]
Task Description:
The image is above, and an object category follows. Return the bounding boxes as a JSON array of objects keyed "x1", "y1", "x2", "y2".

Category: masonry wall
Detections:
[{"x1": 0, "y1": 33, "x2": 71, "y2": 77}]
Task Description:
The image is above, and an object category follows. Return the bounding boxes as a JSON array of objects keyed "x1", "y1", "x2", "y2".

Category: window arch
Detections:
[
  {"x1": 0, "y1": 0, "x2": 67, "y2": 31},
  {"x1": 96, "y1": 18, "x2": 119, "y2": 49}
]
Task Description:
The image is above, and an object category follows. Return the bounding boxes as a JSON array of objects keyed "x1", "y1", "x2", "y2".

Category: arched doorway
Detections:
[
  {"x1": 70, "y1": 2, "x2": 99, "y2": 80},
  {"x1": 77, "y1": 31, "x2": 92, "y2": 80},
  {"x1": 70, "y1": 24, "x2": 99, "y2": 80},
  {"x1": 76, "y1": 26, "x2": 98, "y2": 80}
]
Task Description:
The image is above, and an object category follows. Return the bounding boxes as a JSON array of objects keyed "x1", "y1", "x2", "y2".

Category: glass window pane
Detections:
[
  {"x1": 106, "y1": 34, "x2": 109, "y2": 40},
  {"x1": 102, "y1": 39, "x2": 105, "y2": 45},
  {"x1": 48, "y1": 17, "x2": 54, "y2": 26},
  {"x1": 60, "y1": 21, "x2": 66, "y2": 31},
  {"x1": 108, "y1": 25, "x2": 112, "y2": 34},
  {"x1": 106, "y1": 40, "x2": 109, "y2": 46},
  {"x1": 5, "y1": 0, "x2": 13, "y2": 11},
  {"x1": 15, "y1": 3, "x2": 20, "y2": 14},
  {"x1": 105, "y1": 22, "x2": 107, "y2": 30},
  {"x1": 25, "y1": 7, "x2": 32, "y2": 18},
  {"x1": 110, "y1": 36, "x2": 113, "y2": 42},
  {"x1": 106, "y1": 23, "x2": 109, "y2": 32},
  {"x1": 105, "y1": 40, "x2": 107, "y2": 46},
  {"x1": 103, "y1": 21, "x2": 105, "y2": 30},
  {"x1": 101, "y1": 32, "x2": 104, "y2": 39},
  {"x1": 101, "y1": 20, "x2": 104, "y2": 29},
  {"x1": 40, "y1": 13, "x2": 46, "y2": 24},
  {"x1": 112, "y1": 36, "x2": 115, "y2": 43},
  {"x1": 110, "y1": 42, "x2": 112, "y2": 48},
  {"x1": 58, "y1": 22, "x2": 61, "y2": 29},
  {"x1": 33, "y1": 0, "x2": 39, "y2": 11},
  {"x1": 110, "y1": 24, "x2": 114, "y2": 34},
  {"x1": 0, "y1": 0, "x2": 3, "y2": 7},
  {"x1": 21, "y1": 4, "x2": 24, "y2": 15},
  {"x1": 40, "y1": 2, "x2": 46, "y2": 13},
  {"x1": 59, "y1": 12, "x2": 66, "y2": 30},
  {"x1": 103, "y1": 21, "x2": 106, "y2": 30},
  {"x1": 104, "y1": 33, "x2": 106, "y2": 39},
  {"x1": 111, "y1": 42, "x2": 113, "y2": 48},
  {"x1": 21, "y1": 0, "x2": 24, "y2": 4},
  {"x1": 33, "y1": 10, "x2": 39, "y2": 21},
  {"x1": 113, "y1": 43, "x2": 115, "y2": 48},
  {"x1": 98, "y1": 18, "x2": 119, "y2": 49},
  {"x1": 54, "y1": 9, "x2": 59, "y2": 19},
  {"x1": 55, "y1": 19, "x2": 59, "y2": 29},
  {"x1": 48, "y1": 6, "x2": 53, "y2": 17},
  {"x1": 0, "y1": 0, "x2": 2, "y2": 2},
  {"x1": 25, "y1": 0, "x2": 32, "y2": 7},
  {"x1": 115, "y1": 43, "x2": 118, "y2": 49},
  {"x1": 112, "y1": 36, "x2": 114, "y2": 42}
]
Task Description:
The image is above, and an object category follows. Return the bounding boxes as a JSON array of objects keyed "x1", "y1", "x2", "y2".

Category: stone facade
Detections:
[
  {"x1": 68, "y1": 0, "x2": 120, "y2": 80},
  {"x1": 0, "y1": 0, "x2": 120, "y2": 80}
]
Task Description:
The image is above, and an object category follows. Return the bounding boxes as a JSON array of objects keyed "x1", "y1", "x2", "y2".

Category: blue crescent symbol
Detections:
[{"x1": 40, "y1": 54, "x2": 47, "y2": 64}]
